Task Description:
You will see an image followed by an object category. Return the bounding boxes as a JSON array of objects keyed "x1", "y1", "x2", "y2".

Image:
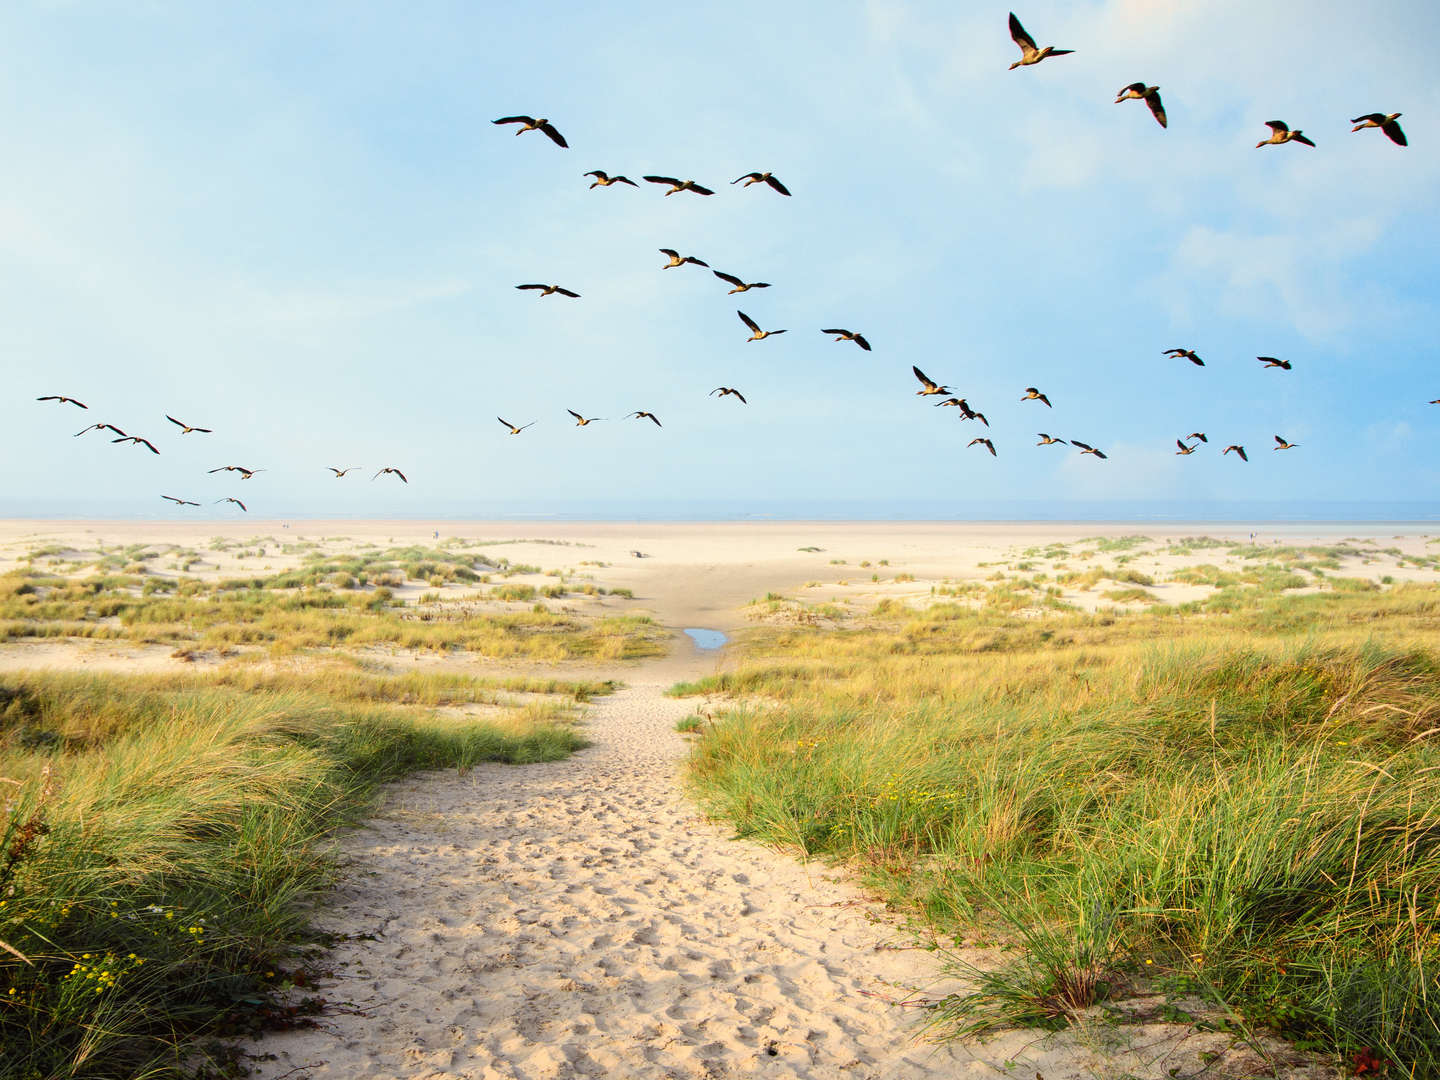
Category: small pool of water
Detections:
[{"x1": 682, "y1": 628, "x2": 728, "y2": 650}]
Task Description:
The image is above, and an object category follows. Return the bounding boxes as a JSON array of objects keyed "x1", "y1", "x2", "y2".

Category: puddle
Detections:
[{"x1": 682, "y1": 628, "x2": 728, "y2": 650}]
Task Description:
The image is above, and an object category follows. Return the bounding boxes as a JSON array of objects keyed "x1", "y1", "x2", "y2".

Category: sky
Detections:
[{"x1": 2, "y1": 0, "x2": 1438, "y2": 520}]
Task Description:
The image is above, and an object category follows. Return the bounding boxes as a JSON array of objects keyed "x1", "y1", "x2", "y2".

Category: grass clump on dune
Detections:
[
  {"x1": 0, "y1": 668, "x2": 597, "y2": 1079},
  {"x1": 677, "y1": 587, "x2": 1440, "y2": 1074}
]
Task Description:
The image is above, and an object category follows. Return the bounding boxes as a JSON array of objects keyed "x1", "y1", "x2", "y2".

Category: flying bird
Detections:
[
  {"x1": 1273, "y1": 435, "x2": 1298, "y2": 450},
  {"x1": 643, "y1": 176, "x2": 714, "y2": 196},
  {"x1": 659, "y1": 248, "x2": 709, "y2": 269},
  {"x1": 1116, "y1": 83, "x2": 1167, "y2": 127},
  {"x1": 1186, "y1": 432, "x2": 1209, "y2": 443},
  {"x1": 1222, "y1": 445, "x2": 1248, "y2": 461},
  {"x1": 712, "y1": 271, "x2": 771, "y2": 294},
  {"x1": 208, "y1": 465, "x2": 261, "y2": 478},
  {"x1": 738, "y1": 309, "x2": 786, "y2": 341},
  {"x1": 216, "y1": 497, "x2": 247, "y2": 512},
  {"x1": 822, "y1": 328, "x2": 871, "y2": 351},
  {"x1": 1036, "y1": 434, "x2": 1067, "y2": 446},
  {"x1": 166, "y1": 415, "x2": 212, "y2": 434},
  {"x1": 1256, "y1": 121, "x2": 1315, "y2": 148},
  {"x1": 373, "y1": 467, "x2": 408, "y2": 483},
  {"x1": 516, "y1": 283, "x2": 580, "y2": 298},
  {"x1": 498, "y1": 417, "x2": 536, "y2": 435},
  {"x1": 1071, "y1": 441, "x2": 1108, "y2": 459},
  {"x1": 626, "y1": 411, "x2": 662, "y2": 427},
  {"x1": 968, "y1": 437, "x2": 997, "y2": 457},
  {"x1": 567, "y1": 409, "x2": 605, "y2": 426},
  {"x1": 74, "y1": 423, "x2": 126, "y2": 438},
  {"x1": 1021, "y1": 387, "x2": 1052, "y2": 407},
  {"x1": 710, "y1": 387, "x2": 747, "y2": 403},
  {"x1": 584, "y1": 170, "x2": 638, "y2": 187},
  {"x1": 912, "y1": 366, "x2": 953, "y2": 396},
  {"x1": 161, "y1": 495, "x2": 199, "y2": 506},
  {"x1": 1351, "y1": 112, "x2": 1406, "y2": 146},
  {"x1": 1008, "y1": 12, "x2": 1074, "y2": 69},
  {"x1": 1175, "y1": 439, "x2": 1197, "y2": 455},
  {"x1": 37, "y1": 395, "x2": 87, "y2": 409},
  {"x1": 328, "y1": 467, "x2": 359, "y2": 477},
  {"x1": 1164, "y1": 347, "x2": 1205, "y2": 367},
  {"x1": 937, "y1": 398, "x2": 987, "y2": 424},
  {"x1": 492, "y1": 115, "x2": 567, "y2": 148},
  {"x1": 112, "y1": 435, "x2": 159, "y2": 454},
  {"x1": 1258, "y1": 356, "x2": 1292, "y2": 370},
  {"x1": 731, "y1": 172, "x2": 792, "y2": 196}
]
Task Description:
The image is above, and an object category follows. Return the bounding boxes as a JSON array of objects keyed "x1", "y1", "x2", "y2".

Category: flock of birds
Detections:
[{"x1": 33, "y1": 12, "x2": 1414, "y2": 514}]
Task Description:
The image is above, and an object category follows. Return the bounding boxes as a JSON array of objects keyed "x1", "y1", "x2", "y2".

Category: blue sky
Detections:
[{"x1": 3, "y1": 0, "x2": 1438, "y2": 519}]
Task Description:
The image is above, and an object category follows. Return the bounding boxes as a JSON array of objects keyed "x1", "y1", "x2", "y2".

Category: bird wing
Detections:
[
  {"x1": 1092, "y1": 449, "x2": 1108, "y2": 459},
  {"x1": 162, "y1": 495, "x2": 181, "y2": 503},
  {"x1": 1383, "y1": 120, "x2": 1408, "y2": 146},
  {"x1": 854, "y1": 335, "x2": 871, "y2": 351},
  {"x1": 1120, "y1": 82, "x2": 1146, "y2": 95},
  {"x1": 647, "y1": 413, "x2": 661, "y2": 426},
  {"x1": 713, "y1": 271, "x2": 743, "y2": 286},
  {"x1": 167, "y1": 415, "x2": 184, "y2": 428},
  {"x1": 733, "y1": 390, "x2": 747, "y2": 403},
  {"x1": 555, "y1": 288, "x2": 580, "y2": 297},
  {"x1": 912, "y1": 365, "x2": 936, "y2": 388},
  {"x1": 394, "y1": 469, "x2": 408, "y2": 483},
  {"x1": 1147, "y1": 92, "x2": 1167, "y2": 127},
  {"x1": 1258, "y1": 356, "x2": 1278, "y2": 365},
  {"x1": 538, "y1": 123, "x2": 567, "y2": 147},
  {"x1": 1266, "y1": 121, "x2": 1290, "y2": 133},
  {"x1": 1071, "y1": 440, "x2": 1093, "y2": 451},
  {"x1": 686, "y1": 257, "x2": 710, "y2": 267},
  {"x1": 1176, "y1": 440, "x2": 1189, "y2": 451},
  {"x1": 1039, "y1": 394, "x2": 1051, "y2": 406},
  {"x1": 1008, "y1": 12, "x2": 1037, "y2": 51},
  {"x1": 515, "y1": 284, "x2": 547, "y2": 291},
  {"x1": 688, "y1": 184, "x2": 715, "y2": 195},
  {"x1": 732, "y1": 173, "x2": 761, "y2": 184},
  {"x1": 234, "y1": 499, "x2": 247, "y2": 511},
  {"x1": 643, "y1": 176, "x2": 680, "y2": 186},
  {"x1": 1352, "y1": 114, "x2": 1385, "y2": 124},
  {"x1": 138, "y1": 438, "x2": 159, "y2": 454},
  {"x1": 1293, "y1": 133, "x2": 1316, "y2": 147},
  {"x1": 1238, "y1": 448, "x2": 1247, "y2": 461},
  {"x1": 737, "y1": 310, "x2": 761, "y2": 333},
  {"x1": 821, "y1": 328, "x2": 849, "y2": 336},
  {"x1": 659, "y1": 248, "x2": 679, "y2": 258},
  {"x1": 493, "y1": 116, "x2": 536, "y2": 126},
  {"x1": 584, "y1": 170, "x2": 607, "y2": 179},
  {"x1": 1274, "y1": 435, "x2": 1286, "y2": 445},
  {"x1": 764, "y1": 176, "x2": 792, "y2": 196},
  {"x1": 568, "y1": 409, "x2": 583, "y2": 420},
  {"x1": 497, "y1": 417, "x2": 515, "y2": 430},
  {"x1": 616, "y1": 175, "x2": 638, "y2": 186}
]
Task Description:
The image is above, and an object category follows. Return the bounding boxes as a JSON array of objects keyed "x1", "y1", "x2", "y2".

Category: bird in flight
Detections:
[
  {"x1": 738, "y1": 310, "x2": 786, "y2": 341},
  {"x1": 643, "y1": 176, "x2": 714, "y2": 196},
  {"x1": 822, "y1": 328, "x2": 871, "y2": 351},
  {"x1": 1222, "y1": 444, "x2": 1248, "y2": 461},
  {"x1": 1071, "y1": 440, "x2": 1108, "y2": 459},
  {"x1": 1021, "y1": 387, "x2": 1052, "y2": 407},
  {"x1": 1351, "y1": 112, "x2": 1406, "y2": 146},
  {"x1": 568, "y1": 409, "x2": 604, "y2": 426},
  {"x1": 166, "y1": 415, "x2": 212, "y2": 434},
  {"x1": 1273, "y1": 435, "x2": 1299, "y2": 450},
  {"x1": 626, "y1": 411, "x2": 662, "y2": 427},
  {"x1": 208, "y1": 464, "x2": 261, "y2": 478},
  {"x1": 113, "y1": 435, "x2": 159, "y2": 454},
  {"x1": 712, "y1": 271, "x2": 771, "y2": 294},
  {"x1": 37, "y1": 395, "x2": 87, "y2": 409},
  {"x1": 161, "y1": 495, "x2": 199, "y2": 506},
  {"x1": 1258, "y1": 356, "x2": 1292, "y2": 370},
  {"x1": 912, "y1": 366, "x2": 953, "y2": 396},
  {"x1": 216, "y1": 497, "x2": 247, "y2": 511},
  {"x1": 1164, "y1": 347, "x2": 1204, "y2": 367},
  {"x1": 1116, "y1": 83, "x2": 1167, "y2": 127},
  {"x1": 584, "y1": 170, "x2": 638, "y2": 187},
  {"x1": 1186, "y1": 432, "x2": 1208, "y2": 443},
  {"x1": 1008, "y1": 12, "x2": 1073, "y2": 69},
  {"x1": 659, "y1": 248, "x2": 709, "y2": 269},
  {"x1": 1256, "y1": 121, "x2": 1315, "y2": 148},
  {"x1": 968, "y1": 437, "x2": 997, "y2": 457},
  {"x1": 75, "y1": 422, "x2": 126, "y2": 438},
  {"x1": 328, "y1": 466, "x2": 359, "y2": 477},
  {"x1": 516, "y1": 283, "x2": 580, "y2": 298},
  {"x1": 732, "y1": 172, "x2": 791, "y2": 196},
  {"x1": 1036, "y1": 433, "x2": 1066, "y2": 446},
  {"x1": 492, "y1": 115, "x2": 567, "y2": 147},
  {"x1": 1175, "y1": 439, "x2": 1197, "y2": 455},
  {"x1": 498, "y1": 417, "x2": 535, "y2": 435},
  {"x1": 373, "y1": 467, "x2": 408, "y2": 483},
  {"x1": 710, "y1": 387, "x2": 747, "y2": 403}
]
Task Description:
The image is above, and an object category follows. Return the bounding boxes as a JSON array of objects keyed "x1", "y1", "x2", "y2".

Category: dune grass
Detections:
[
  {"x1": 676, "y1": 585, "x2": 1440, "y2": 1074},
  {"x1": 0, "y1": 667, "x2": 601, "y2": 1079}
]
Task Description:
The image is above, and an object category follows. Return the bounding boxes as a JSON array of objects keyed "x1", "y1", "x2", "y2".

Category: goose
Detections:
[
  {"x1": 498, "y1": 417, "x2": 536, "y2": 435},
  {"x1": 492, "y1": 116, "x2": 567, "y2": 148},
  {"x1": 516, "y1": 283, "x2": 580, "y2": 298},
  {"x1": 933, "y1": 397, "x2": 986, "y2": 424},
  {"x1": 821, "y1": 328, "x2": 871, "y2": 351},
  {"x1": 738, "y1": 310, "x2": 786, "y2": 341},
  {"x1": 216, "y1": 497, "x2": 247, "y2": 511},
  {"x1": 710, "y1": 387, "x2": 747, "y2": 403},
  {"x1": 643, "y1": 176, "x2": 715, "y2": 196},
  {"x1": 568, "y1": 409, "x2": 605, "y2": 426},
  {"x1": 1071, "y1": 440, "x2": 1108, "y2": 459},
  {"x1": 626, "y1": 411, "x2": 662, "y2": 427},
  {"x1": 1021, "y1": 387, "x2": 1052, "y2": 407},
  {"x1": 328, "y1": 466, "x2": 359, "y2": 477},
  {"x1": 1116, "y1": 83, "x2": 1167, "y2": 128},
  {"x1": 112, "y1": 435, "x2": 159, "y2": 454},
  {"x1": 1273, "y1": 435, "x2": 1298, "y2": 450},
  {"x1": 584, "y1": 170, "x2": 638, "y2": 187},
  {"x1": 660, "y1": 248, "x2": 709, "y2": 269},
  {"x1": 208, "y1": 464, "x2": 261, "y2": 478},
  {"x1": 37, "y1": 395, "x2": 86, "y2": 409},
  {"x1": 1351, "y1": 113, "x2": 1406, "y2": 146},
  {"x1": 373, "y1": 467, "x2": 408, "y2": 483},
  {"x1": 166, "y1": 415, "x2": 212, "y2": 434},
  {"x1": 968, "y1": 437, "x2": 997, "y2": 457},
  {"x1": 74, "y1": 422, "x2": 126, "y2": 438},
  {"x1": 1258, "y1": 356, "x2": 1292, "y2": 370},
  {"x1": 712, "y1": 270, "x2": 771, "y2": 293},
  {"x1": 731, "y1": 172, "x2": 791, "y2": 196},
  {"x1": 1175, "y1": 439, "x2": 1197, "y2": 455},
  {"x1": 1256, "y1": 121, "x2": 1315, "y2": 148},
  {"x1": 1164, "y1": 347, "x2": 1204, "y2": 366},
  {"x1": 1036, "y1": 433, "x2": 1067, "y2": 446},
  {"x1": 161, "y1": 495, "x2": 199, "y2": 506},
  {"x1": 912, "y1": 366, "x2": 953, "y2": 396},
  {"x1": 1186, "y1": 432, "x2": 1208, "y2": 443},
  {"x1": 1008, "y1": 12, "x2": 1073, "y2": 69},
  {"x1": 1222, "y1": 444, "x2": 1248, "y2": 461}
]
